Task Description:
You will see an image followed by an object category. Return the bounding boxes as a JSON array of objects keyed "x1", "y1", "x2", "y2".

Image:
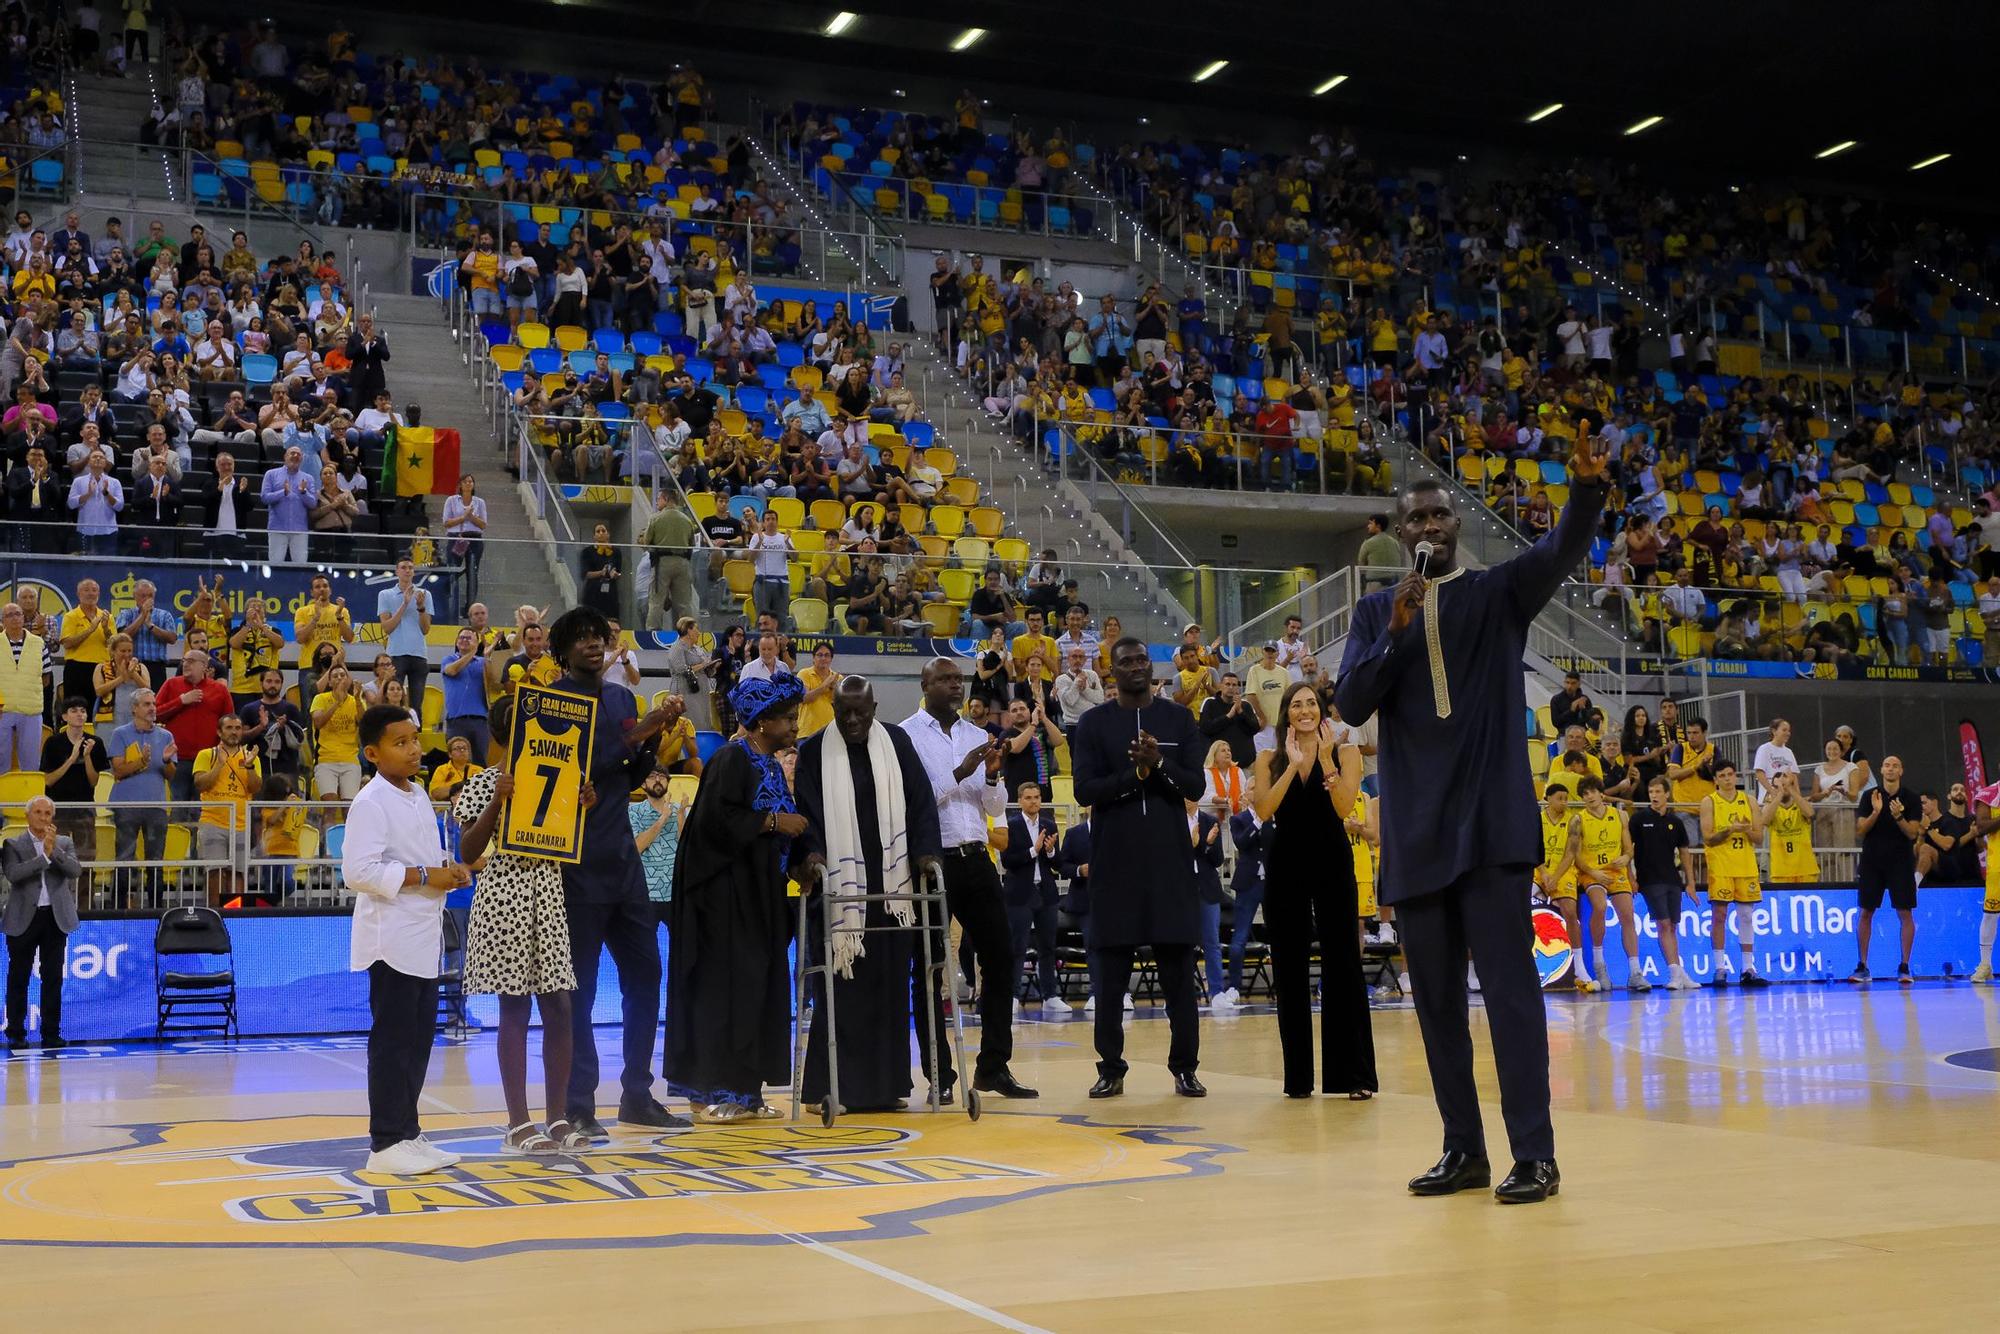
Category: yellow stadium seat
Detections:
[
  {"x1": 716, "y1": 408, "x2": 749, "y2": 435},
  {"x1": 489, "y1": 344, "x2": 527, "y2": 373},
  {"x1": 968, "y1": 506, "x2": 1005, "y2": 539},
  {"x1": 925, "y1": 192, "x2": 949, "y2": 220},
  {"x1": 1887, "y1": 483, "x2": 1913, "y2": 506},
  {"x1": 554, "y1": 325, "x2": 590, "y2": 353},
  {"x1": 687, "y1": 492, "x2": 717, "y2": 521},
  {"x1": 0, "y1": 770, "x2": 44, "y2": 821},
  {"x1": 898, "y1": 503, "x2": 926, "y2": 534},
  {"x1": 791, "y1": 528, "x2": 826, "y2": 554},
  {"x1": 255, "y1": 179, "x2": 285, "y2": 204},
  {"x1": 916, "y1": 534, "x2": 950, "y2": 564},
  {"x1": 214, "y1": 138, "x2": 245, "y2": 159},
  {"x1": 921, "y1": 603, "x2": 960, "y2": 635},
  {"x1": 938, "y1": 568, "x2": 977, "y2": 602},
  {"x1": 1458, "y1": 455, "x2": 1487, "y2": 483},
  {"x1": 930, "y1": 505, "x2": 967, "y2": 537},
  {"x1": 993, "y1": 537, "x2": 1030, "y2": 567},
  {"x1": 515, "y1": 322, "x2": 551, "y2": 349},
  {"x1": 422, "y1": 686, "x2": 445, "y2": 731},
  {"x1": 808, "y1": 498, "x2": 846, "y2": 531},
  {"x1": 952, "y1": 537, "x2": 991, "y2": 565},
  {"x1": 668, "y1": 774, "x2": 700, "y2": 806},
  {"x1": 768, "y1": 496, "x2": 805, "y2": 530},
  {"x1": 531, "y1": 204, "x2": 561, "y2": 224},
  {"x1": 792, "y1": 598, "x2": 830, "y2": 634},
  {"x1": 943, "y1": 477, "x2": 981, "y2": 508},
  {"x1": 925, "y1": 447, "x2": 958, "y2": 477},
  {"x1": 723, "y1": 560, "x2": 756, "y2": 599}
]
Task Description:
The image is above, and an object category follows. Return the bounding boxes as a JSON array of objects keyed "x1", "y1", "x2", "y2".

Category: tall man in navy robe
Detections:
[
  {"x1": 1071, "y1": 636, "x2": 1209, "y2": 1098},
  {"x1": 1335, "y1": 433, "x2": 1607, "y2": 1205}
]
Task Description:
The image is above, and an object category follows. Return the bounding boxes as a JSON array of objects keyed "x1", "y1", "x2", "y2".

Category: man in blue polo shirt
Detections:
[
  {"x1": 108, "y1": 687, "x2": 175, "y2": 906},
  {"x1": 438, "y1": 626, "x2": 490, "y2": 763}
]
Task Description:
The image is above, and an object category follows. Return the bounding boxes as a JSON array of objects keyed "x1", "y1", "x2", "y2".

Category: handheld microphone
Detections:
[{"x1": 1413, "y1": 541, "x2": 1436, "y2": 579}]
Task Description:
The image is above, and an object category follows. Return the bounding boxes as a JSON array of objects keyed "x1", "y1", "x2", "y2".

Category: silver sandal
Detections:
[
  {"x1": 504, "y1": 1122, "x2": 559, "y2": 1155},
  {"x1": 543, "y1": 1119, "x2": 591, "y2": 1152}
]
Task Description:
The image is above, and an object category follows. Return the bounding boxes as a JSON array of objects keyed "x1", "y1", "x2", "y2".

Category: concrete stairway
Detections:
[
  {"x1": 364, "y1": 291, "x2": 570, "y2": 614},
  {"x1": 71, "y1": 64, "x2": 176, "y2": 209}
]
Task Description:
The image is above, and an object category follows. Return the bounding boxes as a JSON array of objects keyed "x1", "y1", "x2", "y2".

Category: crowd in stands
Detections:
[{"x1": 0, "y1": 202, "x2": 438, "y2": 562}]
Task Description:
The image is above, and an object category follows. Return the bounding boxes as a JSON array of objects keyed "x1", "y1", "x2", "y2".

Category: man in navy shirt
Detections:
[
  {"x1": 546, "y1": 606, "x2": 684, "y2": 1136},
  {"x1": 1336, "y1": 432, "x2": 1607, "y2": 1204}
]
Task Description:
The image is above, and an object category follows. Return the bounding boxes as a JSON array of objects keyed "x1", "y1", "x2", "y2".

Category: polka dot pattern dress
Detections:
[{"x1": 455, "y1": 766, "x2": 577, "y2": 996}]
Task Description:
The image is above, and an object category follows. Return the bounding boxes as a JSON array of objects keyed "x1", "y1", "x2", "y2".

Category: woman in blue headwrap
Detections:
[{"x1": 662, "y1": 672, "x2": 808, "y2": 1122}]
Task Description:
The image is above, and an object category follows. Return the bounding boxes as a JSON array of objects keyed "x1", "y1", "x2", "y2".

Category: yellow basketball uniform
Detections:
[
  {"x1": 1578, "y1": 805, "x2": 1630, "y2": 894},
  {"x1": 1984, "y1": 818, "x2": 2000, "y2": 914},
  {"x1": 1706, "y1": 790, "x2": 1762, "y2": 902},
  {"x1": 1349, "y1": 795, "x2": 1377, "y2": 917},
  {"x1": 1766, "y1": 801, "x2": 1818, "y2": 883},
  {"x1": 1537, "y1": 810, "x2": 1577, "y2": 900}
]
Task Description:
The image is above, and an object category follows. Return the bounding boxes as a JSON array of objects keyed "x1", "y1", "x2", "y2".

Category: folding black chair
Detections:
[{"x1": 154, "y1": 907, "x2": 238, "y2": 1038}]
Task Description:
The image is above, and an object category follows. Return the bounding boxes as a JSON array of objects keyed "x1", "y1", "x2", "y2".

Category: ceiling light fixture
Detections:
[
  {"x1": 1193, "y1": 60, "x2": 1228, "y2": 83},
  {"x1": 1909, "y1": 152, "x2": 1950, "y2": 171},
  {"x1": 1525, "y1": 102, "x2": 1563, "y2": 123},
  {"x1": 950, "y1": 27, "x2": 986, "y2": 51},
  {"x1": 1622, "y1": 115, "x2": 1663, "y2": 136},
  {"x1": 1814, "y1": 139, "x2": 1857, "y2": 160},
  {"x1": 823, "y1": 11, "x2": 857, "y2": 36},
  {"x1": 1312, "y1": 74, "x2": 1348, "y2": 95}
]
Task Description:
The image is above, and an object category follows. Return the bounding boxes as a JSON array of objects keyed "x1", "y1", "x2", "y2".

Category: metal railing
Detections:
[{"x1": 791, "y1": 166, "x2": 1107, "y2": 240}]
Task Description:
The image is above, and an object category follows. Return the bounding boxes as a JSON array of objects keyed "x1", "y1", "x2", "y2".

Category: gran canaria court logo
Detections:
[{"x1": 0, "y1": 1113, "x2": 1228, "y2": 1260}]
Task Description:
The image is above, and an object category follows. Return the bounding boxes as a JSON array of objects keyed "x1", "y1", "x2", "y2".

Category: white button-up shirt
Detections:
[
  {"x1": 343, "y1": 773, "x2": 448, "y2": 977},
  {"x1": 902, "y1": 707, "x2": 1005, "y2": 848}
]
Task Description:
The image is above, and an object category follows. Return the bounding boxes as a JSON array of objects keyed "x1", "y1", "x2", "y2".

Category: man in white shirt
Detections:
[
  {"x1": 745, "y1": 511, "x2": 792, "y2": 628},
  {"x1": 1276, "y1": 615, "x2": 1309, "y2": 681},
  {"x1": 340, "y1": 703, "x2": 471, "y2": 1177},
  {"x1": 1660, "y1": 567, "x2": 1708, "y2": 627},
  {"x1": 1554, "y1": 307, "x2": 1587, "y2": 370},
  {"x1": 1053, "y1": 646, "x2": 1104, "y2": 731},
  {"x1": 736, "y1": 631, "x2": 792, "y2": 683},
  {"x1": 901, "y1": 658, "x2": 1035, "y2": 1099},
  {"x1": 191, "y1": 319, "x2": 237, "y2": 381},
  {"x1": 1751, "y1": 717, "x2": 1799, "y2": 802},
  {"x1": 348, "y1": 390, "x2": 403, "y2": 452}
]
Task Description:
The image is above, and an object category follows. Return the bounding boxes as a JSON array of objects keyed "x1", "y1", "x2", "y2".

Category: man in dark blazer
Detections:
[
  {"x1": 343, "y1": 312, "x2": 391, "y2": 413},
  {"x1": 1057, "y1": 813, "x2": 1091, "y2": 916},
  {"x1": 1001, "y1": 780, "x2": 1065, "y2": 1013},
  {"x1": 1222, "y1": 809, "x2": 1270, "y2": 1006},
  {"x1": 4, "y1": 796, "x2": 83, "y2": 1049},
  {"x1": 129, "y1": 450, "x2": 181, "y2": 559},
  {"x1": 199, "y1": 449, "x2": 257, "y2": 562},
  {"x1": 8, "y1": 441, "x2": 65, "y2": 552}
]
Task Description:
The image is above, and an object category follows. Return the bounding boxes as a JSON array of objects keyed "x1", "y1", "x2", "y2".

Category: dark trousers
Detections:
[
  {"x1": 1007, "y1": 897, "x2": 1059, "y2": 999},
  {"x1": 394, "y1": 655, "x2": 429, "y2": 713},
  {"x1": 910, "y1": 913, "x2": 955, "y2": 1092},
  {"x1": 566, "y1": 896, "x2": 662, "y2": 1115},
  {"x1": 5, "y1": 907, "x2": 65, "y2": 1041},
  {"x1": 366, "y1": 960, "x2": 439, "y2": 1150},
  {"x1": 1266, "y1": 879, "x2": 1378, "y2": 1095},
  {"x1": 1091, "y1": 943, "x2": 1199, "y2": 1079},
  {"x1": 1396, "y1": 869, "x2": 1554, "y2": 1163},
  {"x1": 940, "y1": 845, "x2": 1013, "y2": 1079}
]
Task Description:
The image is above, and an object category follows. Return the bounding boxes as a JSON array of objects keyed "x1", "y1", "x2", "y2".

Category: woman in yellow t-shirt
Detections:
[
  {"x1": 309, "y1": 666, "x2": 365, "y2": 799},
  {"x1": 796, "y1": 644, "x2": 839, "y2": 738},
  {"x1": 228, "y1": 596, "x2": 286, "y2": 702}
]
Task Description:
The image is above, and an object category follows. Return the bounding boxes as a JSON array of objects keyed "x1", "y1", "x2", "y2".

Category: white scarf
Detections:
[{"x1": 820, "y1": 721, "x2": 913, "y2": 978}]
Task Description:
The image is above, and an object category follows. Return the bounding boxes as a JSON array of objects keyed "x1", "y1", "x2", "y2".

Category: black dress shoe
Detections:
[
  {"x1": 1407, "y1": 1150, "x2": 1493, "y2": 1196},
  {"x1": 1087, "y1": 1075, "x2": 1124, "y2": 1098},
  {"x1": 39, "y1": 1036, "x2": 68, "y2": 1051},
  {"x1": 972, "y1": 1070, "x2": 1040, "y2": 1099},
  {"x1": 1173, "y1": 1072, "x2": 1207, "y2": 1097},
  {"x1": 1494, "y1": 1159, "x2": 1561, "y2": 1204},
  {"x1": 929, "y1": 1085, "x2": 954, "y2": 1107},
  {"x1": 619, "y1": 1098, "x2": 692, "y2": 1129},
  {"x1": 566, "y1": 1112, "x2": 610, "y2": 1142}
]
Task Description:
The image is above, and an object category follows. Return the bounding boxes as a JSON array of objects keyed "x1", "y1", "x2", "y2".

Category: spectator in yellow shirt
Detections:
[
  {"x1": 194, "y1": 713, "x2": 262, "y2": 905},
  {"x1": 257, "y1": 773, "x2": 307, "y2": 900},
  {"x1": 427, "y1": 735, "x2": 485, "y2": 800},
  {"x1": 464, "y1": 231, "x2": 503, "y2": 319},
  {"x1": 1010, "y1": 608, "x2": 1059, "y2": 683}
]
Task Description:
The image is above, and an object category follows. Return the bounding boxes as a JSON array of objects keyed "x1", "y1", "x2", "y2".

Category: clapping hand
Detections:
[
  {"x1": 1129, "y1": 730, "x2": 1161, "y2": 775},
  {"x1": 1570, "y1": 429, "x2": 1609, "y2": 483}
]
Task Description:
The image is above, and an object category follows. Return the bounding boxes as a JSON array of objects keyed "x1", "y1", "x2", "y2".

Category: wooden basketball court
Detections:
[{"x1": 6, "y1": 988, "x2": 2000, "y2": 1331}]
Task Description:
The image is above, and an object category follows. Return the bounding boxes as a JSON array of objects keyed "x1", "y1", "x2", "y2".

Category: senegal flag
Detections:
[{"x1": 381, "y1": 425, "x2": 464, "y2": 496}]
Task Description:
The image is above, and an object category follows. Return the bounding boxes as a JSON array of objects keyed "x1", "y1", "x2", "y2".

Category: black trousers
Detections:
[
  {"x1": 394, "y1": 655, "x2": 429, "y2": 714},
  {"x1": 1266, "y1": 877, "x2": 1378, "y2": 1095},
  {"x1": 1396, "y1": 870, "x2": 1554, "y2": 1163},
  {"x1": 910, "y1": 911, "x2": 956, "y2": 1092},
  {"x1": 1091, "y1": 944, "x2": 1199, "y2": 1079},
  {"x1": 567, "y1": 895, "x2": 662, "y2": 1115},
  {"x1": 366, "y1": 960, "x2": 439, "y2": 1151},
  {"x1": 5, "y1": 907, "x2": 65, "y2": 1041},
  {"x1": 940, "y1": 845, "x2": 1013, "y2": 1079},
  {"x1": 1007, "y1": 897, "x2": 1059, "y2": 999}
]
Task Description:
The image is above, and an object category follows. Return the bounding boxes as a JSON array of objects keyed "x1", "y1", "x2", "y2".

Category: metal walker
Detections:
[{"x1": 791, "y1": 861, "x2": 981, "y2": 1125}]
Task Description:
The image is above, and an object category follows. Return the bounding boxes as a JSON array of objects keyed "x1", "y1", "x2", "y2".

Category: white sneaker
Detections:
[
  {"x1": 952, "y1": 976, "x2": 973, "y2": 1002},
  {"x1": 409, "y1": 1135, "x2": 460, "y2": 1168},
  {"x1": 1211, "y1": 992, "x2": 1238, "y2": 1013},
  {"x1": 1667, "y1": 964, "x2": 1698, "y2": 990},
  {"x1": 1378, "y1": 923, "x2": 1397, "y2": 946},
  {"x1": 1466, "y1": 964, "x2": 1482, "y2": 994},
  {"x1": 1222, "y1": 987, "x2": 1241, "y2": 1006},
  {"x1": 1084, "y1": 994, "x2": 1097, "y2": 1014},
  {"x1": 1121, "y1": 993, "x2": 1135, "y2": 1012},
  {"x1": 364, "y1": 1140, "x2": 439, "y2": 1176},
  {"x1": 1044, "y1": 995, "x2": 1072, "y2": 1014},
  {"x1": 1012, "y1": 998, "x2": 1022, "y2": 1018},
  {"x1": 1362, "y1": 928, "x2": 1383, "y2": 946}
]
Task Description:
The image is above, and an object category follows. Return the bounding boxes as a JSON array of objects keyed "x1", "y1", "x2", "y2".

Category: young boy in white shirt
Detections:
[{"x1": 342, "y1": 703, "x2": 472, "y2": 1176}]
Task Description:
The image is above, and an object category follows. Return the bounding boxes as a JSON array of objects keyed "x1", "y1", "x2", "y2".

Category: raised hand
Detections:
[
  {"x1": 1388, "y1": 569, "x2": 1425, "y2": 635},
  {"x1": 1570, "y1": 428, "x2": 1608, "y2": 483}
]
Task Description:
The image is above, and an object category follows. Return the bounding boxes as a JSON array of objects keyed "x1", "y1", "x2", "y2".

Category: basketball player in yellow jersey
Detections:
[
  {"x1": 1534, "y1": 784, "x2": 1592, "y2": 991},
  {"x1": 1346, "y1": 792, "x2": 1394, "y2": 946},
  {"x1": 1575, "y1": 776, "x2": 1646, "y2": 991},
  {"x1": 1968, "y1": 788, "x2": 2000, "y2": 983},
  {"x1": 1700, "y1": 760, "x2": 1771, "y2": 987},
  {"x1": 1761, "y1": 771, "x2": 1819, "y2": 884}
]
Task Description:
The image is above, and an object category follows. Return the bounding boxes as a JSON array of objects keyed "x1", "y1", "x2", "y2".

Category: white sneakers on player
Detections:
[
  {"x1": 364, "y1": 1140, "x2": 441, "y2": 1177},
  {"x1": 1666, "y1": 964, "x2": 1699, "y2": 990},
  {"x1": 1211, "y1": 990, "x2": 1239, "y2": 1014},
  {"x1": 1044, "y1": 995, "x2": 1072, "y2": 1014},
  {"x1": 1121, "y1": 992, "x2": 1135, "y2": 1012},
  {"x1": 410, "y1": 1135, "x2": 460, "y2": 1167}
]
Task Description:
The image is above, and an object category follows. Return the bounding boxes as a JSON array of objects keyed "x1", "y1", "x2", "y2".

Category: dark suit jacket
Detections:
[
  {"x1": 2, "y1": 831, "x2": 81, "y2": 934},
  {"x1": 344, "y1": 332, "x2": 391, "y2": 411},
  {"x1": 1057, "y1": 822, "x2": 1090, "y2": 914},
  {"x1": 131, "y1": 473, "x2": 181, "y2": 527},
  {"x1": 1192, "y1": 811, "x2": 1225, "y2": 905},
  {"x1": 199, "y1": 474, "x2": 255, "y2": 529},
  {"x1": 1001, "y1": 809, "x2": 1059, "y2": 907},
  {"x1": 1227, "y1": 809, "x2": 1270, "y2": 899}
]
